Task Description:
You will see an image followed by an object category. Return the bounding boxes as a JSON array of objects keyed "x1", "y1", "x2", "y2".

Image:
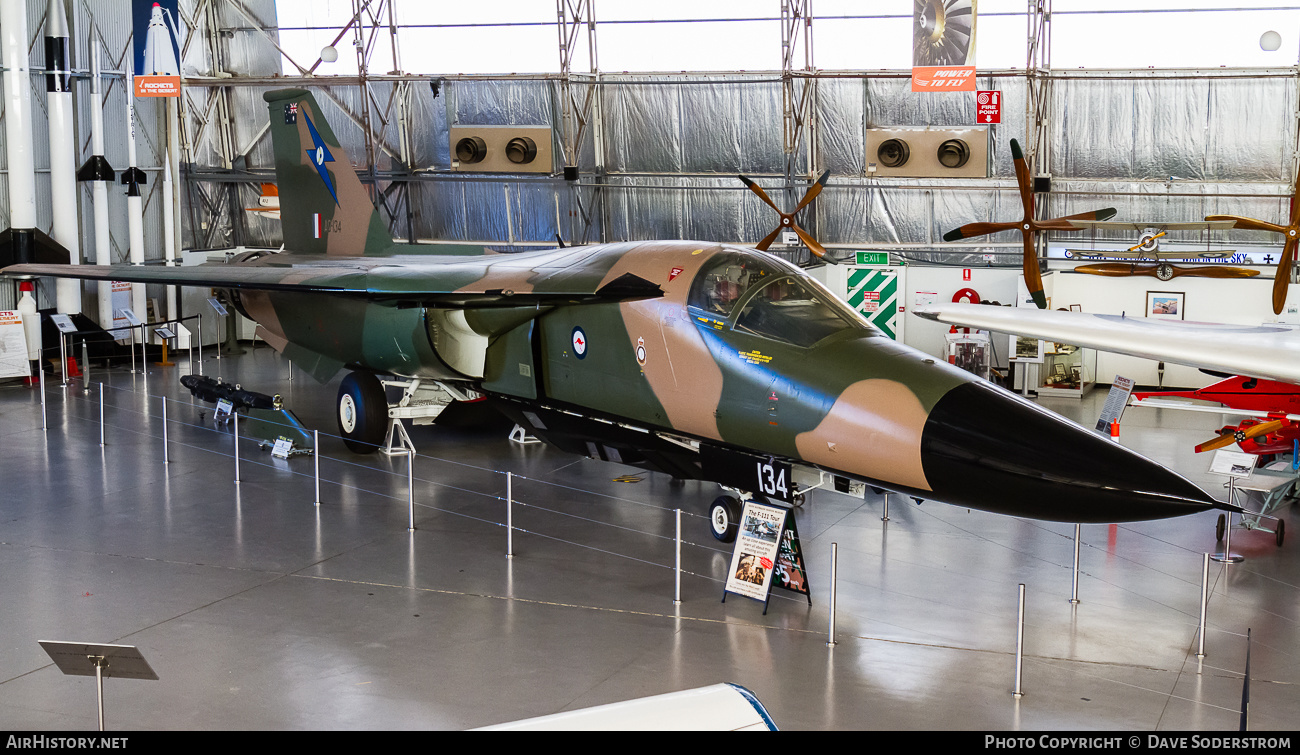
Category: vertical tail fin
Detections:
[{"x1": 263, "y1": 89, "x2": 394, "y2": 256}]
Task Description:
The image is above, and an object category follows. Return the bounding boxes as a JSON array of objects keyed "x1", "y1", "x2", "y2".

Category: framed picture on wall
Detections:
[{"x1": 1145, "y1": 291, "x2": 1185, "y2": 320}]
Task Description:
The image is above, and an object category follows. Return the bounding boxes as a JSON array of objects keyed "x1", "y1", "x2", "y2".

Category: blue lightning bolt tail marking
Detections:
[{"x1": 303, "y1": 113, "x2": 339, "y2": 206}]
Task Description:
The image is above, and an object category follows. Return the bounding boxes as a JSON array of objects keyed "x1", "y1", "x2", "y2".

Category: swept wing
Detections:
[{"x1": 4, "y1": 245, "x2": 664, "y2": 307}]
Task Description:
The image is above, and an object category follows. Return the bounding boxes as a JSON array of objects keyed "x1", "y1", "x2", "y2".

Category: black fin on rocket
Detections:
[
  {"x1": 76, "y1": 155, "x2": 115, "y2": 182},
  {"x1": 0, "y1": 227, "x2": 72, "y2": 267}
]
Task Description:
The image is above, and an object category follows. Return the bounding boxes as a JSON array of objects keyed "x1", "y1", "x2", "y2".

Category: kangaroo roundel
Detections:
[{"x1": 572, "y1": 326, "x2": 587, "y2": 359}]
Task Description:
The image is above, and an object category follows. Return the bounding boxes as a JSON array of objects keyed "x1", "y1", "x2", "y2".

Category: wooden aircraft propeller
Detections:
[
  {"x1": 740, "y1": 170, "x2": 835, "y2": 263},
  {"x1": 942, "y1": 138, "x2": 1117, "y2": 308},
  {"x1": 1205, "y1": 171, "x2": 1300, "y2": 314},
  {"x1": 1073, "y1": 262, "x2": 1259, "y2": 282},
  {"x1": 1194, "y1": 418, "x2": 1287, "y2": 453}
]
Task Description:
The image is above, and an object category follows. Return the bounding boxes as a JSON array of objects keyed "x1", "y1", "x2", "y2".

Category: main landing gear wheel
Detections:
[
  {"x1": 709, "y1": 495, "x2": 742, "y2": 543},
  {"x1": 338, "y1": 371, "x2": 388, "y2": 454},
  {"x1": 1216, "y1": 513, "x2": 1227, "y2": 542}
]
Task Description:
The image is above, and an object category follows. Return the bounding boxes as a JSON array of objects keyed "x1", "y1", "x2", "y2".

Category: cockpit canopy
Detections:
[{"x1": 688, "y1": 249, "x2": 874, "y2": 347}]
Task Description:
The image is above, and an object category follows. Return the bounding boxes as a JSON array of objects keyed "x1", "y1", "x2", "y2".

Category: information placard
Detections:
[
  {"x1": 207, "y1": 297, "x2": 228, "y2": 317},
  {"x1": 724, "y1": 500, "x2": 786, "y2": 603},
  {"x1": 772, "y1": 510, "x2": 810, "y2": 601},
  {"x1": 1209, "y1": 449, "x2": 1256, "y2": 480},
  {"x1": 0, "y1": 311, "x2": 30, "y2": 378},
  {"x1": 1097, "y1": 375, "x2": 1135, "y2": 433},
  {"x1": 51, "y1": 314, "x2": 77, "y2": 334},
  {"x1": 271, "y1": 437, "x2": 293, "y2": 459}
]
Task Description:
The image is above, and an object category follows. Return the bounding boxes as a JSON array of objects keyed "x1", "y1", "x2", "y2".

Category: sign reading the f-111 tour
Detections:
[
  {"x1": 723, "y1": 501, "x2": 787, "y2": 606},
  {"x1": 722, "y1": 501, "x2": 811, "y2": 613}
]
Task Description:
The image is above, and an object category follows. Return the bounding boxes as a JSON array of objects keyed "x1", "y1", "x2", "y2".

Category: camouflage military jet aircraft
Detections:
[{"x1": 3, "y1": 89, "x2": 1237, "y2": 537}]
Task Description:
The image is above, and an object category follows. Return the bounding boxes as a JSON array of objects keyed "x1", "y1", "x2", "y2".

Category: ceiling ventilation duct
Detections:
[
  {"x1": 865, "y1": 127, "x2": 987, "y2": 178},
  {"x1": 450, "y1": 126, "x2": 553, "y2": 173}
]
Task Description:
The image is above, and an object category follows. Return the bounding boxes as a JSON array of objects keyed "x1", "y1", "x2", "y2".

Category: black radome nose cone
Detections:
[{"x1": 921, "y1": 382, "x2": 1219, "y2": 523}]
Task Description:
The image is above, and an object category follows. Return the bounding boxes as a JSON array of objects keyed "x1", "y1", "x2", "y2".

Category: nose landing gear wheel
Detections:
[
  {"x1": 709, "y1": 495, "x2": 742, "y2": 543},
  {"x1": 1215, "y1": 513, "x2": 1226, "y2": 542},
  {"x1": 338, "y1": 371, "x2": 388, "y2": 454}
]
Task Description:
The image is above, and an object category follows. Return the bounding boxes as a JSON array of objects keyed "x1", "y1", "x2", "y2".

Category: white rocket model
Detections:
[
  {"x1": 45, "y1": 0, "x2": 81, "y2": 315},
  {"x1": 2, "y1": 0, "x2": 40, "y2": 282},
  {"x1": 123, "y1": 62, "x2": 148, "y2": 325},
  {"x1": 76, "y1": 40, "x2": 116, "y2": 332},
  {"x1": 17, "y1": 280, "x2": 41, "y2": 368}
]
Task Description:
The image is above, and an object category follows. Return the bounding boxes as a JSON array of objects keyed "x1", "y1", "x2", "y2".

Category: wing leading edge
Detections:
[
  {"x1": 915, "y1": 303, "x2": 1300, "y2": 384},
  {"x1": 2, "y1": 260, "x2": 663, "y2": 307}
]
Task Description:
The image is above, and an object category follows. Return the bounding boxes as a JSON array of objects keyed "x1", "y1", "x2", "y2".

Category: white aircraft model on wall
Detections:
[{"x1": 913, "y1": 303, "x2": 1300, "y2": 385}]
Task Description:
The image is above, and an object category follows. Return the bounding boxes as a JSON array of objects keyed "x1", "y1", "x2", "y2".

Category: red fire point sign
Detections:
[{"x1": 977, "y1": 90, "x2": 1001, "y2": 124}]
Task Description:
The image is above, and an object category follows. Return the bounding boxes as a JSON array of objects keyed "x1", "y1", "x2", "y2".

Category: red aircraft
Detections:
[{"x1": 1132, "y1": 376, "x2": 1300, "y2": 456}]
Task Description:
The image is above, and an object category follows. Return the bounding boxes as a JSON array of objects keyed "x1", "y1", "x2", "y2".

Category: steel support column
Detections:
[
  {"x1": 781, "y1": 0, "x2": 817, "y2": 261},
  {"x1": 1026, "y1": 0, "x2": 1053, "y2": 265},
  {"x1": 556, "y1": 0, "x2": 599, "y2": 244}
]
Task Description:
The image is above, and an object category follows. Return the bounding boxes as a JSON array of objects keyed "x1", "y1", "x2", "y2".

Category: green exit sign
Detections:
[{"x1": 855, "y1": 251, "x2": 889, "y2": 265}]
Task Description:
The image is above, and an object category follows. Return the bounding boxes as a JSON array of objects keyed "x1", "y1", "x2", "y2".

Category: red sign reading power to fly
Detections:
[{"x1": 977, "y1": 91, "x2": 1001, "y2": 124}]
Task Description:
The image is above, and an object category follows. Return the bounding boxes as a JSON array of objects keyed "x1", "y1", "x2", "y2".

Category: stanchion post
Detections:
[
  {"x1": 406, "y1": 447, "x2": 415, "y2": 532},
  {"x1": 313, "y1": 429, "x2": 321, "y2": 506},
  {"x1": 161, "y1": 399, "x2": 169, "y2": 465},
  {"x1": 826, "y1": 542, "x2": 839, "y2": 647},
  {"x1": 506, "y1": 472, "x2": 514, "y2": 558},
  {"x1": 39, "y1": 365, "x2": 47, "y2": 431},
  {"x1": 99, "y1": 383, "x2": 105, "y2": 446},
  {"x1": 1070, "y1": 523, "x2": 1081, "y2": 604},
  {"x1": 196, "y1": 317, "x2": 203, "y2": 375},
  {"x1": 81, "y1": 341, "x2": 90, "y2": 391},
  {"x1": 1197, "y1": 552, "x2": 1209, "y2": 658},
  {"x1": 882, "y1": 493, "x2": 889, "y2": 522},
  {"x1": 59, "y1": 334, "x2": 68, "y2": 387},
  {"x1": 140, "y1": 324, "x2": 148, "y2": 393},
  {"x1": 233, "y1": 411, "x2": 241, "y2": 484},
  {"x1": 1014, "y1": 583, "x2": 1026, "y2": 697},
  {"x1": 674, "y1": 508, "x2": 682, "y2": 605}
]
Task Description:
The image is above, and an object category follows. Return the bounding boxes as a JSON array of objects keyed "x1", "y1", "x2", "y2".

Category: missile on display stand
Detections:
[
  {"x1": 45, "y1": 0, "x2": 82, "y2": 315},
  {"x1": 123, "y1": 61, "x2": 148, "y2": 327},
  {"x1": 141, "y1": 0, "x2": 184, "y2": 330},
  {"x1": 1, "y1": 0, "x2": 40, "y2": 280},
  {"x1": 76, "y1": 40, "x2": 116, "y2": 332}
]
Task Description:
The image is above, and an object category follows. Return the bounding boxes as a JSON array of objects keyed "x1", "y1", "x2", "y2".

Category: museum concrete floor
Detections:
[{"x1": 0, "y1": 344, "x2": 1296, "y2": 731}]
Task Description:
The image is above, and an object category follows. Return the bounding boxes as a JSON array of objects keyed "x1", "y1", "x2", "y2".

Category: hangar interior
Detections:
[{"x1": 0, "y1": 0, "x2": 1298, "y2": 731}]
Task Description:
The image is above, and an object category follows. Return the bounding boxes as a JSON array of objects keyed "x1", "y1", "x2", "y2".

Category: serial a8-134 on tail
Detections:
[{"x1": 2, "y1": 88, "x2": 1237, "y2": 534}]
